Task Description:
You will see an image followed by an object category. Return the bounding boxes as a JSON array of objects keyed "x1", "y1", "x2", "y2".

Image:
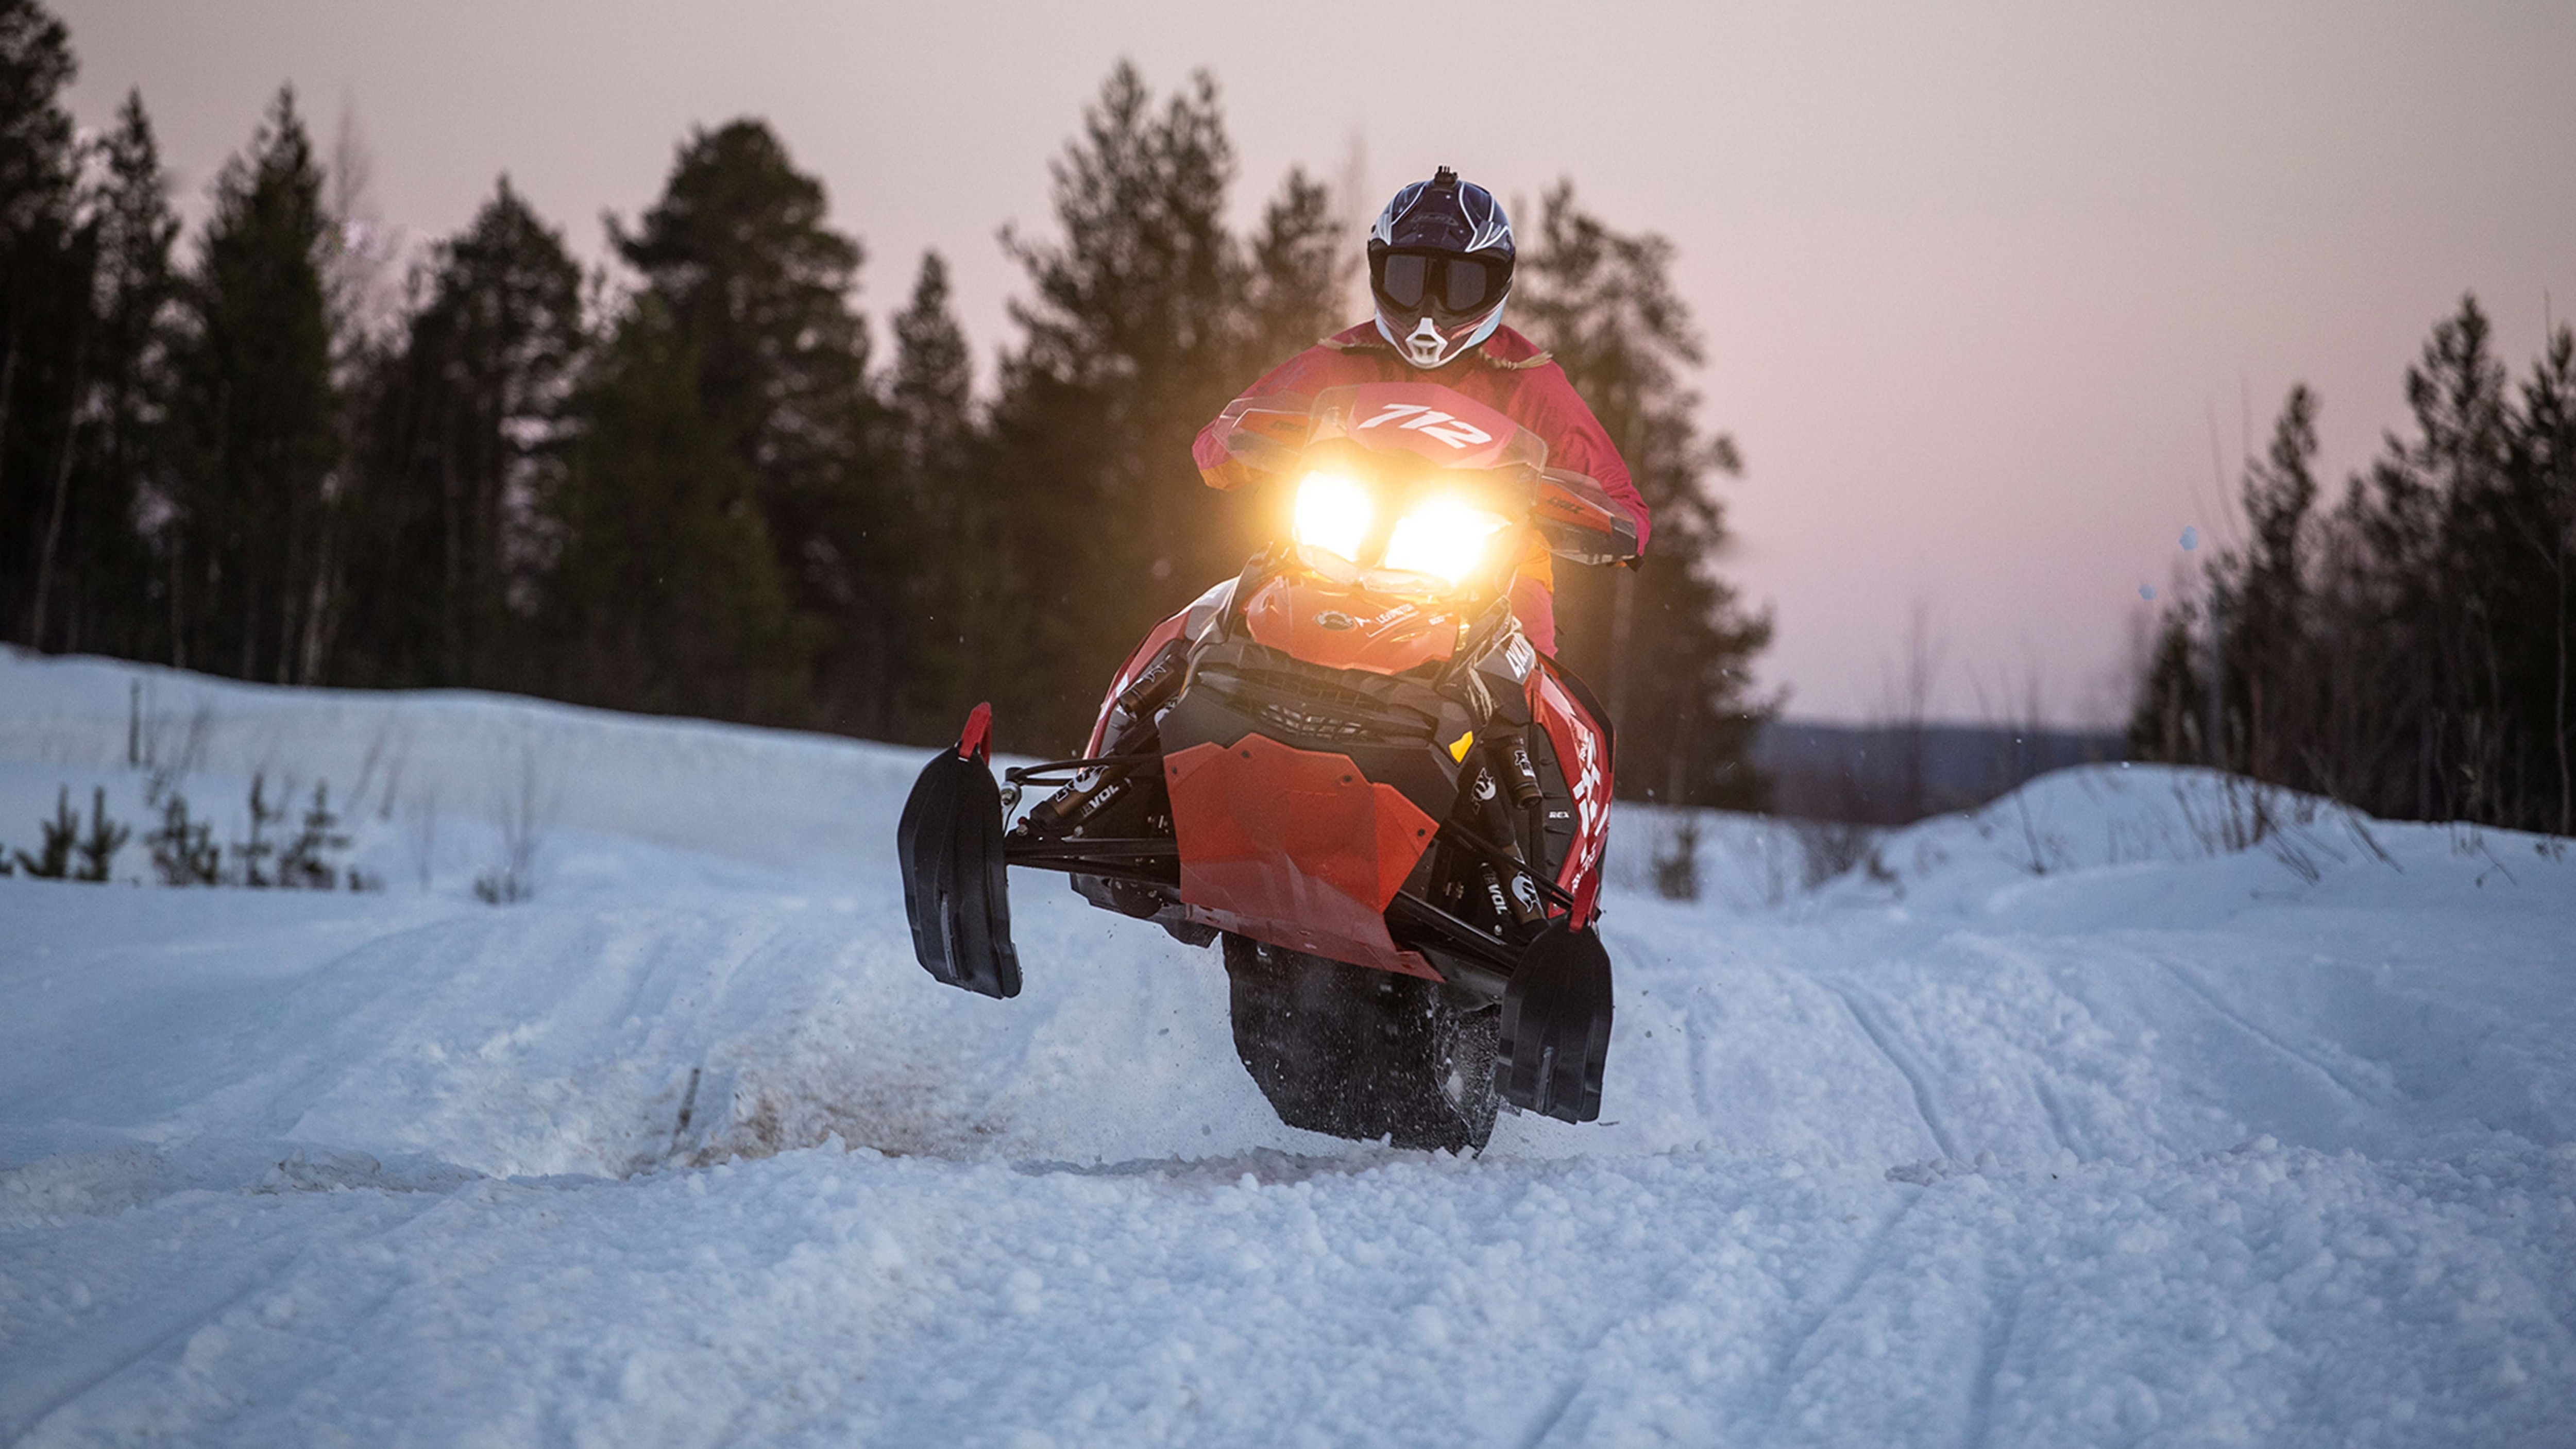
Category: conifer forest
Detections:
[
  {"x1": 0, "y1": 0, "x2": 1773, "y2": 806},
  {"x1": 3, "y1": 0, "x2": 2570, "y2": 830}
]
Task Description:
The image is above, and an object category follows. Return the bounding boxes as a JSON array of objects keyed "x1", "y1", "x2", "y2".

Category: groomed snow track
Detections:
[{"x1": 3, "y1": 651, "x2": 2570, "y2": 1446}]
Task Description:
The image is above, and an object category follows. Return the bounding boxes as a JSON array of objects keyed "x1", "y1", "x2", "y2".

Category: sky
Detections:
[{"x1": 53, "y1": 0, "x2": 2576, "y2": 725}]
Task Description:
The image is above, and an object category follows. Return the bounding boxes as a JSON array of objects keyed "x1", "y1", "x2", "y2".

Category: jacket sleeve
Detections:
[{"x1": 1525, "y1": 364, "x2": 1652, "y2": 556}]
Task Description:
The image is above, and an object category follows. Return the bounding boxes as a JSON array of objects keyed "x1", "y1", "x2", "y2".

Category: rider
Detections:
[{"x1": 1193, "y1": 166, "x2": 1650, "y2": 654}]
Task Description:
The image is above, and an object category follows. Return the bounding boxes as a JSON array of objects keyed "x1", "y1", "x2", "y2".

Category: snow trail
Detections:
[{"x1": 3, "y1": 651, "x2": 2572, "y2": 1444}]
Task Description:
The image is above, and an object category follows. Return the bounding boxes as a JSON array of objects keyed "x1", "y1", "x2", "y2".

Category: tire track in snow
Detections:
[
  {"x1": 1957, "y1": 1274, "x2": 2025, "y2": 1449},
  {"x1": 1827, "y1": 983, "x2": 1960, "y2": 1161},
  {"x1": 2153, "y1": 959, "x2": 2379, "y2": 1106},
  {"x1": 1682, "y1": 984, "x2": 1719, "y2": 1142},
  {"x1": 1752, "y1": 1188, "x2": 1928, "y2": 1439},
  {"x1": 7, "y1": 1257, "x2": 285, "y2": 1441},
  {"x1": 1509, "y1": 1289, "x2": 1641, "y2": 1446},
  {"x1": 1516, "y1": 1373, "x2": 1586, "y2": 1449}
]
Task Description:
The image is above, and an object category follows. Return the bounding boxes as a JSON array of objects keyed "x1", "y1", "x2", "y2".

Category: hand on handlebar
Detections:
[{"x1": 1534, "y1": 468, "x2": 1643, "y2": 567}]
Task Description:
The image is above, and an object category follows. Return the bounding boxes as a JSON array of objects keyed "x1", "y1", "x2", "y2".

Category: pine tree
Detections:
[
  {"x1": 889, "y1": 250, "x2": 993, "y2": 737},
  {"x1": 986, "y1": 63, "x2": 1258, "y2": 751},
  {"x1": 0, "y1": 0, "x2": 91, "y2": 648},
  {"x1": 1512, "y1": 183, "x2": 1775, "y2": 807},
  {"x1": 2128, "y1": 297, "x2": 2576, "y2": 834},
  {"x1": 1241, "y1": 166, "x2": 1350, "y2": 371},
  {"x1": 11, "y1": 786, "x2": 76, "y2": 878},
  {"x1": 48, "y1": 90, "x2": 178, "y2": 660},
  {"x1": 2127, "y1": 606, "x2": 2210, "y2": 764},
  {"x1": 2215, "y1": 385, "x2": 2321, "y2": 782},
  {"x1": 611, "y1": 120, "x2": 895, "y2": 729},
  {"x1": 163, "y1": 88, "x2": 339, "y2": 683},
  {"x1": 339, "y1": 177, "x2": 583, "y2": 688},
  {"x1": 0, "y1": 0, "x2": 72, "y2": 235},
  {"x1": 73, "y1": 785, "x2": 126, "y2": 881},
  {"x1": 2506, "y1": 328, "x2": 2576, "y2": 835},
  {"x1": 539, "y1": 299, "x2": 810, "y2": 721}
]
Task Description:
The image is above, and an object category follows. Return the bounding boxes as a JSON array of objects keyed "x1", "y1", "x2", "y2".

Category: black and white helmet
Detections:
[{"x1": 1367, "y1": 166, "x2": 1514, "y2": 369}]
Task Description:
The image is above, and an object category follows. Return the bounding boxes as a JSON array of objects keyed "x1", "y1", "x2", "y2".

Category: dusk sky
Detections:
[{"x1": 56, "y1": 1, "x2": 2576, "y2": 724}]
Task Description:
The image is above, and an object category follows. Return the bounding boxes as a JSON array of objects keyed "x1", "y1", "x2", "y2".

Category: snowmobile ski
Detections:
[
  {"x1": 1495, "y1": 920, "x2": 1613, "y2": 1123},
  {"x1": 896, "y1": 703, "x2": 1021, "y2": 999}
]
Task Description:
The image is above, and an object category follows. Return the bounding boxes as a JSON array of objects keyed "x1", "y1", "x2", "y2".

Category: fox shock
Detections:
[
  {"x1": 1025, "y1": 641, "x2": 1193, "y2": 837},
  {"x1": 1496, "y1": 728, "x2": 1545, "y2": 809},
  {"x1": 1103, "y1": 641, "x2": 1192, "y2": 748},
  {"x1": 1467, "y1": 758, "x2": 1550, "y2": 930}
]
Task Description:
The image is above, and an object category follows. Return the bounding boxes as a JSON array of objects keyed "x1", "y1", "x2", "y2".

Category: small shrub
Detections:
[
  {"x1": 277, "y1": 783, "x2": 350, "y2": 890},
  {"x1": 231, "y1": 775, "x2": 285, "y2": 888},
  {"x1": 1793, "y1": 816, "x2": 1876, "y2": 889},
  {"x1": 145, "y1": 784, "x2": 223, "y2": 885},
  {"x1": 13, "y1": 789, "x2": 80, "y2": 879},
  {"x1": 138, "y1": 774, "x2": 370, "y2": 892},
  {"x1": 74, "y1": 788, "x2": 129, "y2": 882},
  {"x1": 473, "y1": 741, "x2": 550, "y2": 906}
]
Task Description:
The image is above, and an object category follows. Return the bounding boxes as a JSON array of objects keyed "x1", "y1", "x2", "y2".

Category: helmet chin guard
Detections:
[{"x1": 1380, "y1": 306, "x2": 1507, "y2": 369}]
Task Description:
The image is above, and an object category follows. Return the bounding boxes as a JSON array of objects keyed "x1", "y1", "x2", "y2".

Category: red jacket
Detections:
[{"x1": 1193, "y1": 322, "x2": 1651, "y2": 558}]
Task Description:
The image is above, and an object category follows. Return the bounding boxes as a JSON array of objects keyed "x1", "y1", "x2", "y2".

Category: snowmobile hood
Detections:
[{"x1": 1242, "y1": 576, "x2": 1463, "y2": 677}]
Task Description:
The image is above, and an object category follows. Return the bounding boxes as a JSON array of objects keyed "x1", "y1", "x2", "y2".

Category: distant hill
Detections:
[{"x1": 1750, "y1": 719, "x2": 2126, "y2": 823}]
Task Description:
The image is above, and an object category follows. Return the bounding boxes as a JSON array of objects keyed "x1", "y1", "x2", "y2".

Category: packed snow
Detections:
[{"x1": 2, "y1": 649, "x2": 2571, "y2": 1446}]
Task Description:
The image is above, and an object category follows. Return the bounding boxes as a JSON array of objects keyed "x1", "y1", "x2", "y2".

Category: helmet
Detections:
[{"x1": 1367, "y1": 166, "x2": 1514, "y2": 369}]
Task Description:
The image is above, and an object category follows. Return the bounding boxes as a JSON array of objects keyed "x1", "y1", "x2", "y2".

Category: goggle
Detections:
[{"x1": 1371, "y1": 249, "x2": 1511, "y2": 315}]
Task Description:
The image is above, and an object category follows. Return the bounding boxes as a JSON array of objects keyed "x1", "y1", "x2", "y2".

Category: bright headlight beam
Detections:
[
  {"x1": 1293, "y1": 472, "x2": 1375, "y2": 564},
  {"x1": 1383, "y1": 497, "x2": 1511, "y2": 587}
]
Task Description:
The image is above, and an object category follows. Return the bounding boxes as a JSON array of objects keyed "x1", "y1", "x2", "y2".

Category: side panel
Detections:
[
  {"x1": 1531, "y1": 669, "x2": 1613, "y2": 927},
  {"x1": 1165, "y1": 736, "x2": 1442, "y2": 980}
]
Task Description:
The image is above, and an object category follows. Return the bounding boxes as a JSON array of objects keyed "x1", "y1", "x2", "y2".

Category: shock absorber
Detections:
[
  {"x1": 1470, "y1": 756, "x2": 1549, "y2": 929},
  {"x1": 1103, "y1": 641, "x2": 1191, "y2": 750},
  {"x1": 1026, "y1": 641, "x2": 1192, "y2": 837},
  {"x1": 1495, "y1": 726, "x2": 1544, "y2": 808},
  {"x1": 1021, "y1": 763, "x2": 1128, "y2": 836}
]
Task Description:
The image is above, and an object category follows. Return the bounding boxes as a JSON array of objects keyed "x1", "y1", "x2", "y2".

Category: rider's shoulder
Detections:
[
  {"x1": 1318, "y1": 321, "x2": 1391, "y2": 354},
  {"x1": 1472, "y1": 325, "x2": 1557, "y2": 372}
]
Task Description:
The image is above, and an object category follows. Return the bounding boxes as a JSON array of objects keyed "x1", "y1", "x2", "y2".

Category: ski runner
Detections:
[{"x1": 1193, "y1": 166, "x2": 1652, "y2": 654}]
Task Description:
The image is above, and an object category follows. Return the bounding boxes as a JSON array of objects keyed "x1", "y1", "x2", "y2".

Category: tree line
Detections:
[
  {"x1": 2129, "y1": 295, "x2": 2576, "y2": 836},
  {"x1": 0, "y1": 0, "x2": 1772, "y2": 805}
]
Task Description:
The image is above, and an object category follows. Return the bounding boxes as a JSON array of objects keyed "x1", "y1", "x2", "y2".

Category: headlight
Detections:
[
  {"x1": 1293, "y1": 472, "x2": 1374, "y2": 564},
  {"x1": 1382, "y1": 497, "x2": 1512, "y2": 586}
]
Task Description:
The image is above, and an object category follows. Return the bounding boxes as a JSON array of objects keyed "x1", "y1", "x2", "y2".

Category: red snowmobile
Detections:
[{"x1": 898, "y1": 381, "x2": 1635, "y2": 1151}]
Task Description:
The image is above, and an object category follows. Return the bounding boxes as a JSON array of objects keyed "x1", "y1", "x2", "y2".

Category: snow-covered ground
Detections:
[{"x1": 2, "y1": 649, "x2": 2570, "y2": 1446}]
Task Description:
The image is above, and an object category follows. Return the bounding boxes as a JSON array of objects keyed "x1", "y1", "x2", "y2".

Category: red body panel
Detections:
[
  {"x1": 1242, "y1": 577, "x2": 1461, "y2": 677},
  {"x1": 1165, "y1": 737, "x2": 1442, "y2": 980},
  {"x1": 1532, "y1": 669, "x2": 1613, "y2": 928},
  {"x1": 1084, "y1": 609, "x2": 1193, "y2": 757}
]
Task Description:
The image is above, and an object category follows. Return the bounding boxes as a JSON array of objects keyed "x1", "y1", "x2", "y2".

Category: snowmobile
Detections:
[{"x1": 897, "y1": 381, "x2": 1636, "y2": 1152}]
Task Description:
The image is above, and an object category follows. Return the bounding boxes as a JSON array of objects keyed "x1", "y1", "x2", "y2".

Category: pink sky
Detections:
[{"x1": 56, "y1": 0, "x2": 2576, "y2": 724}]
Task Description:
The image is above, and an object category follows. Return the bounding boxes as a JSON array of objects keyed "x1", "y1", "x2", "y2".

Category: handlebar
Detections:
[{"x1": 1212, "y1": 390, "x2": 1642, "y2": 568}]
